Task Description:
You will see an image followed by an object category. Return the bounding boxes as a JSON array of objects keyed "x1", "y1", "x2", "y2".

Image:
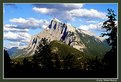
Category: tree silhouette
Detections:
[
  {"x1": 33, "y1": 38, "x2": 53, "y2": 70},
  {"x1": 4, "y1": 49, "x2": 11, "y2": 77},
  {"x1": 102, "y1": 8, "x2": 117, "y2": 50},
  {"x1": 101, "y1": 9, "x2": 117, "y2": 77}
]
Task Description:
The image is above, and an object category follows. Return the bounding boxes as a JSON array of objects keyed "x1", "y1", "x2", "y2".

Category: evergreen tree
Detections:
[
  {"x1": 102, "y1": 8, "x2": 117, "y2": 50},
  {"x1": 33, "y1": 38, "x2": 53, "y2": 70},
  {"x1": 101, "y1": 9, "x2": 117, "y2": 77}
]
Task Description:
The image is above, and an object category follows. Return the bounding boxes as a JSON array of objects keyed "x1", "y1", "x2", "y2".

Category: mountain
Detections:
[
  {"x1": 12, "y1": 18, "x2": 110, "y2": 59},
  {"x1": 4, "y1": 47, "x2": 20, "y2": 56}
]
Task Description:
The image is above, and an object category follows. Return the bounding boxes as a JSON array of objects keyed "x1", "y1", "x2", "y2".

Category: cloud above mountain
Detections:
[
  {"x1": 33, "y1": 4, "x2": 83, "y2": 11},
  {"x1": 4, "y1": 31, "x2": 31, "y2": 43},
  {"x1": 69, "y1": 9, "x2": 106, "y2": 19},
  {"x1": 4, "y1": 24, "x2": 29, "y2": 32},
  {"x1": 4, "y1": 17, "x2": 50, "y2": 48},
  {"x1": 10, "y1": 17, "x2": 49, "y2": 29},
  {"x1": 4, "y1": 3, "x2": 117, "y2": 49},
  {"x1": 78, "y1": 22, "x2": 103, "y2": 31},
  {"x1": 4, "y1": 24, "x2": 31, "y2": 48},
  {"x1": 33, "y1": 4, "x2": 106, "y2": 22}
]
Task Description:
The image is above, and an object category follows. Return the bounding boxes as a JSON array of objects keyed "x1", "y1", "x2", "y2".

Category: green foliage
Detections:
[
  {"x1": 50, "y1": 40, "x2": 85, "y2": 59},
  {"x1": 33, "y1": 38, "x2": 53, "y2": 69},
  {"x1": 4, "y1": 39, "x2": 116, "y2": 78},
  {"x1": 76, "y1": 30, "x2": 110, "y2": 58}
]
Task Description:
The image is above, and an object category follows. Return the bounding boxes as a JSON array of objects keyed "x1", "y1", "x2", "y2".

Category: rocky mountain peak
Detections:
[
  {"x1": 12, "y1": 18, "x2": 110, "y2": 58},
  {"x1": 48, "y1": 18, "x2": 76, "y2": 32}
]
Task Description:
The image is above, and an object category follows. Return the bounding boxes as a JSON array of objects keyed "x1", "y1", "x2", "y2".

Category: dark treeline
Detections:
[
  {"x1": 4, "y1": 9, "x2": 117, "y2": 78},
  {"x1": 4, "y1": 48, "x2": 116, "y2": 78}
]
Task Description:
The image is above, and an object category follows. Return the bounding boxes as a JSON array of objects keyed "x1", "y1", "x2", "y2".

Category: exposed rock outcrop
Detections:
[{"x1": 12, "y1": 18, "x2": 110, "y2": 58}]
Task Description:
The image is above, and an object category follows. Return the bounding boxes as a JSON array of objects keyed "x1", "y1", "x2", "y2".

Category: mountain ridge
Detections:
[{"x1": 11, "y1": 18, "x2": 110, "y2": 59}]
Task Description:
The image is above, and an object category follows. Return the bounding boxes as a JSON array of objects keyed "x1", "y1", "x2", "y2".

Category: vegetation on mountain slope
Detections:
[{"x1": 4, "y1": 39, "x2": 116, "y2": 78}]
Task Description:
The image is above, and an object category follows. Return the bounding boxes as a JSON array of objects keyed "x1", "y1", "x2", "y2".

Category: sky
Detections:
[{"x1": 3, "y1": 3, "x2": 118, "y2": 49}]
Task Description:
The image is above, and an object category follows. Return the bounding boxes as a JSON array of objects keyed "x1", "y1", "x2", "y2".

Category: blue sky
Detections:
[{"x1": 3, "y1": 3, "x2": 118, "y2": 49}]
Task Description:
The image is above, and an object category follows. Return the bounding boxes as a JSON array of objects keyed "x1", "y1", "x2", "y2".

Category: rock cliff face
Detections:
[{"x1": 12, "y1": 18, "x2": 110, "y2": 58}]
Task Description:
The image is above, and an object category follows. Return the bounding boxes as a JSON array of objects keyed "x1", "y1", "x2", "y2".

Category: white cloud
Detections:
[
  {"x1": 18, "y1": 32, "x2": 31, "y2": 43},
  {"x1": 33, "y1": 4, "x2": 83, "y2": 11},
  {"x1": 4, "y1": 31, "x2": 31, "y2": 43},
  {"x1": 4, "y1": 31, "x2": 20, "y2": 40},
  {"x1": 63, "y1": 4, "x2": 83, "y2": 9},
  {"x1": 32, "y1": 4, "x2": 84, "y2": 21},
  {"x1": 10, "y1": 17, "x2": 49, "y2": 29},
  {"x1": 33, "y1": 7, "x2": 74, "y2": 22},
  {"x1": 69, "y1": 9, "x2": 106, "y2": 19},
  {"x1": 4, "y1": 24, "x2": 17, "y2": 28},
  {"x1": 86, "y1": 20, "x2": 99, "y2": 23},
  {"x1": 79, "y1": 22, "x2": 103, "y2": 31},
  {"x1": 33, "y1": 7, "x2": 56, "y2": 14},
  {"x1": 4, "y1": 24, "x2": 29, "y2": 32},
  {"x1": 33, "y1": 4, "x2": 106, "y2": 22},
  {"x1": 4, "y1": 23, "x2": 32, "y2": 49},
  {"x1": 4, "y1": 17, "x2": 49, "y2": 49},
  {"x1": 10, "y1": 18, "x2": 27, "y2": 23}
]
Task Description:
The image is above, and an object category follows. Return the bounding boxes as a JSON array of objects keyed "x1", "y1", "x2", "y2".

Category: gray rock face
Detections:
[{"x1": 13, "y1": 18, "x2": 110, "y2": 58}]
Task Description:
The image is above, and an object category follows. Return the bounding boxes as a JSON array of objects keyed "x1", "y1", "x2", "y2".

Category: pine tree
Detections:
[
  {"x1": 101, "y1": 9, "x2": 117, "y2": 77},
  {"x1": 33, "y1": 38, "x2": 53, "y2": 70},
  {"x1": 102, "y1": 8, "x2": 117, "y2": 50}
]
